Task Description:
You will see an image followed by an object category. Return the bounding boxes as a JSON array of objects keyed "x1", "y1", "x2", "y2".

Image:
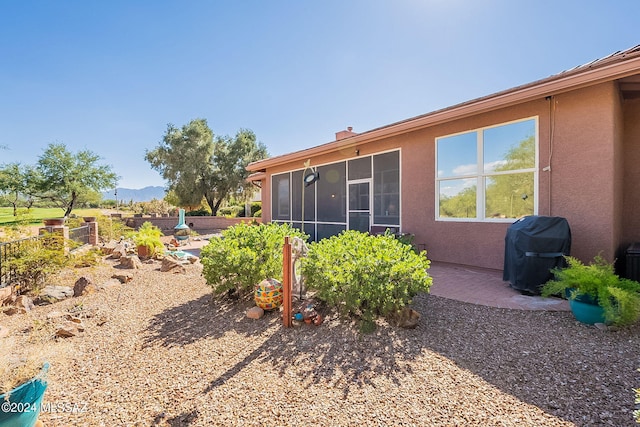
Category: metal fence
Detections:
[
  {"x1": 0, "y1": 235, "x2": 42, "y2": 287},
  {"x1": 69, "y1": 225, "x2": 90, "y2": 247},
  {"x1": 0, "y1": 226, "x2": 90, "y2": 288}
]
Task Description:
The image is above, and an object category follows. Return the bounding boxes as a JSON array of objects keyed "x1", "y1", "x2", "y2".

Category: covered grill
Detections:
[{"x1": 503, "y1": 216, "x2": 571, "y2": 295}]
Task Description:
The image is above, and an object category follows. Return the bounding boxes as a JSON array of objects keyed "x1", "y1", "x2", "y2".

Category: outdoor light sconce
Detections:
[{"x1": 302, "y1": 159, "x2": 319, "y2": 187}]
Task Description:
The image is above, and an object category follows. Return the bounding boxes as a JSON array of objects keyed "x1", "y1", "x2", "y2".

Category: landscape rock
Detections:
[
  {"x1": 46, "y1": 310, "x2": 68, "y2": 320},
  {"x1": 119, "y1": 255, "x2": 142, "y2": 269},
  {"x1": 0, "y1": 286, "x2": 13, "y2": 305},
  {"x1": 0, "y1": 325, "x2": 9, "y2": 338},
  {"x1": 40, "y1": 285, "x2": 74, "y2": 302},
  {"x1": 112, "y1": 273, "x2": 133, "y2": 283},
  {"x1": 101, "y1": 240, "x2": 117, "y2": 255},
  {"x1": 101, "y1": 278, "x2": 123, "y2": 289},
  {"x1": 73, "y1": 276, "x2": 96, "y2": 297},
  {"x1": 3, "y1": 307, "x2": 24, "y2": 316},
  {"x1": 110, "y1": 242, "x2": 128, "y2": 259},
  {"x1": 15, "y1": 295, "x2": 35, "y2": 312},
  {"x1": 386, "y1": 307, "x2": 420, "y2": 329},
  {"x1": 160, "y1": 257, "x2": 187, "y2": 274},
  {"x1": 247, "y1": 306, "x2": 265, "y2": 319}
]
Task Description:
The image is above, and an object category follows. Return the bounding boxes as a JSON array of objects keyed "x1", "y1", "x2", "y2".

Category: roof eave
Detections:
[{"x1": 248, "y1": 55, "x2": 640, "y2": 172}]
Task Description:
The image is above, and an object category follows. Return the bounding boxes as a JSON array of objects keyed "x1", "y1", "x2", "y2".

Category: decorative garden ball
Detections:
[{"x1": 254, "y1": 278, "x2": 283, "y2": 310}]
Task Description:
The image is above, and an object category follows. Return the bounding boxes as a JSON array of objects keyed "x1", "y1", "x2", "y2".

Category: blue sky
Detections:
[{"x1": 1, "y1": 1, "x2": 638, "y2": 189}]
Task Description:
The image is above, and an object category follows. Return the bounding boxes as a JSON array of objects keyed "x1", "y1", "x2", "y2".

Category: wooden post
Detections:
[{"x1": 282, "y1": 236, "x2": 292, "y2": 328}]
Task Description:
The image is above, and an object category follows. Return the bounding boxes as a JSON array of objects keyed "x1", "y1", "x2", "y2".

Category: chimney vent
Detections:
[{"x1": 335, "y1": 127, "x2": 357, "y2": 141}]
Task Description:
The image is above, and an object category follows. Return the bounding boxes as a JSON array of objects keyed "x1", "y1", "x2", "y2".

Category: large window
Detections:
[{"x1": 436, "y1": 118, "x2": 537, "y2": 221}]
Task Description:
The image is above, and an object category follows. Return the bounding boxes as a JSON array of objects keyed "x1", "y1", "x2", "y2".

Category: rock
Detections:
[
  {"x1": 0, "y1": 325, "x2": 9, "y2": 338},
  {"x1": 55, "y1": 326, "x2": 78, "y2": 338},
  {"x1": 100, "y1": 278, "x2": 122, "y2": 289},
  {"x1": 73, "y1": 276, "x2": 96, "y2": 297},
  {"x1": 119, "y1": 255, "x2": 142, "y2": 269},
  {"x1": 387, "y1": 308, "x2": 420, "y2": 329},
  {"x1": 247, "y1": 306, "x2": 264, "y2": 319},
  {"x1": 3, "y1": 307, "x2": 23, "y2": 316},
  {"x1": 101, "y1": 240, "x2": 117, "y2": 255},
  {"x1": 46, "y1": 310, "x2": 68, "y2": 320},
  {"x1": 40, "y1": 285, "x2": 74, "y2": 302},
  {"x1": 110, "y1": 242, "x2": 128, "y2": 259},
  {"x1": 160, "y1": 257, "x2": 187, "y2": 274},
  {"x1": 0, "y1": 286, "x2": 13, "y2": 305},
  {"x1": 112, "y1": 273, "x2": 133, "y2": 283},
  {"x1": 15, "y1": 295, "x2": 35, "y2": 312},
  {"x1": 55, "y1": 319, "x2": 85, "y2": 338}
]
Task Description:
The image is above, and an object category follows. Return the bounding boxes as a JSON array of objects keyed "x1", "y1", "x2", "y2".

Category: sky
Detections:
[{"x1": 1, "y1": 1, "x2": 639, "y2": 189}]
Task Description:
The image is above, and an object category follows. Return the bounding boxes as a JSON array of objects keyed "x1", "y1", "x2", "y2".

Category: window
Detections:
[
  {"x1": 436, "y1": 118, "x2": 537, "y2": 221},
  {"x1": 271, "y1": 173, "x2": 290, "y2": 221}
]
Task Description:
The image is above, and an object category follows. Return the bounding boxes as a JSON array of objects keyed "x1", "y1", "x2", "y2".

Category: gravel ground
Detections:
[{"x1": 1, "y1": 256, "x2": 639, "y2": 427}]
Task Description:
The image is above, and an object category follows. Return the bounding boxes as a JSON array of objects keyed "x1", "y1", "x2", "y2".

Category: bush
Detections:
[
  {"x1": 253, "y1": 209, "x2": 262, "y2": 218},
  {"x1": 130, "y1": 221, "x2": 164, "y2": 257},
  {"x1": 302, "y1": 230, "x2": 432, "y2": 325},
  {"x1": 185, "y1": 208, "x2": 211, "y2": 216},
  {"x1": 5, "y1": 234, "x2": 70, "y2": 293},
  {"x1": 201, "y1": 222, "x2": 307, "y2": 296},
  {"x1": 541, "y1": 255, "x2": 640, "y2": 326},
  {"x1": 218, "y1": 206, "x2": 243, "y2": 218},
  {"x1": 250, "y1": 202, "x2": 261, "y2": 217}
]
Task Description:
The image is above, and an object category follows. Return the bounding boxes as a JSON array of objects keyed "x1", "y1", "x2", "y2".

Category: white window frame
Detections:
[{"x1": 435, "y1": 117, "x2": 539, "y2": 222}]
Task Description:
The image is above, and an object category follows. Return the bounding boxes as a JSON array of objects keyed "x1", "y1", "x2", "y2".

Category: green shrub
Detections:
[
  {"x1": 201, "y1": 222, "x2": 306, "y2": 296},
  {"x1": 253, "y1": 209, "x2": 262, "y2": 218},
  {"x1": 218, "y1": 206, "x2": 244, "y2": 218},
  {"x1": 97, "y1": 214, "x2": 132, "y2": 243},
  {"x1": 185, "y1": 208, "x2": 212, "y2": 216},
  {"x1": 541, "y1": 255, "x2": 640, "y2": 326},
  {"x1": 302, "y1": 230, "x2": 432, "y2": 325},
  {"x1": 250, "y1": 202, "x2": 261, "y2": 217},
  {"x1": 5, "y1": 234, "x2": 70, "y2": 293},
  {"x1": 130, "y1": 221, "x2": 164, "y2": 257}
]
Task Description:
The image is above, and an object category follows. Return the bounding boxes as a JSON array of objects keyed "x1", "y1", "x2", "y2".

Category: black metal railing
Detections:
[
  {"x1": 0, "y1": 235, "x2": 42, "y2": 288},
  {"x1": 69, "y1": 225, "x2": 90, "y2": 247}
]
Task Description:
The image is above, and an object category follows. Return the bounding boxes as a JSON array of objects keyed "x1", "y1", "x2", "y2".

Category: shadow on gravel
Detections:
[{"x1": 143, "y1": 289, "x2": 640, "y2": 425}]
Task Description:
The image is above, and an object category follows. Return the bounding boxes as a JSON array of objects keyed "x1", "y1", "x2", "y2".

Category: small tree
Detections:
[
  {"x1": 31, "y1": 143, "x2": 118, "y2": 217},
  {"x1": 145, "y1": 119, "x2": 268, "y2": 215}
]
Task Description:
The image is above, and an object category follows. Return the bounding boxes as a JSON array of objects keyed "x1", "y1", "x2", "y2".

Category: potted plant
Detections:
[
  {"x1": 0, "y1": 361, "x2": 49, "y2": 427},
  {"x1": 132, "y1": 221, "x2": 164, "y2": 258},
  {"x1": 541, "y1": 255, "x2": 640, "y2": 326}
]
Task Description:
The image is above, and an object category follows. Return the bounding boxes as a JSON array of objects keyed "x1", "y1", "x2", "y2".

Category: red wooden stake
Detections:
[{"x1": 282, "y1": 236, "x2": 292, "y2": 328}]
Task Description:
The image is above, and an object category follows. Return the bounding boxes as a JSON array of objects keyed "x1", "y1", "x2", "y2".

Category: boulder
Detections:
[
  {"x1": 119, "y1": 255, "x2": 142, "y2": 269},
  {"x1": 247, "y1": 306, "x2": 265, "y2": 319},
  {"x1": 387, "y1": 308, "x2": 420, "y2": 329},
  {"x1": 15, "y1": 295, "x2": 35, "y2": 312},
  {"x1": 112, "y1": 273, "x2": 133, "y2": 283},
  {"x1": 0, "y1": 286, "x2": 12, "y2": 305},
  {"x1": 73, "y1": 276, "x2": 96, "y2": 297},
  {"x1": 100, "y1": 278, "x2": 122, "y2": 289},
  {"x1": 160, "y1": 257, "x2": 187, "y2": 274},
  {"x1": 110, "y1": 242, "x2": 128, "y2": 259},
  {"x1": 40, "y1": 285, "x2": 74, "y2": 302}
]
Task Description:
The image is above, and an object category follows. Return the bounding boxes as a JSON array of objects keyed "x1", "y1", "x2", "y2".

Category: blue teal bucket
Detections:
[
  {"x1": 569, "y1": 299, "x2": 606, "y2": 324},
  {"x1": 0, "y1": 363, "x2": 49, "y2": 427}
]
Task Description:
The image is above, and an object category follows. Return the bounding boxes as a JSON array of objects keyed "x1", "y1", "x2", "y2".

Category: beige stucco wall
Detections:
[{"x1": 258, "y1": 81, "x2": 632, "y2": 270}]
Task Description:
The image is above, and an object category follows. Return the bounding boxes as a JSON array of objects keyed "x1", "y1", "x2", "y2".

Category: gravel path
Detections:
[{"x1": 1, "y1": 257, "x2": 639, "y2": 426}]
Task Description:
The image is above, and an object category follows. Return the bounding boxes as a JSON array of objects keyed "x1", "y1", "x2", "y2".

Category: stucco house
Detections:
[{"x1": 247, "y1": 45, "x2": 640, "y2": 271}]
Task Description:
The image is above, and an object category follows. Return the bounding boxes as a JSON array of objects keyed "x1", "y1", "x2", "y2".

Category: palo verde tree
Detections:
[
  {"x1": 31, "y1": 143, "x2": 118, "y2": 217},
  {"x1": 145, "y1": 118, "x2": 268, "y2": 215},
  {"x1": 0, "y1": 162, "x2": 37, "y2": 216}
]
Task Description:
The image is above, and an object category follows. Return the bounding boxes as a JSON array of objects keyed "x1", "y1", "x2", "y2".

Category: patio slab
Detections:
[{"x1": 429, "y1": 262, "x2": 570, "y2": 311}]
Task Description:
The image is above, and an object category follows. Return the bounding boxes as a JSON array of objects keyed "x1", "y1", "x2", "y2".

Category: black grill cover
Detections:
[{"x1": 503, "y1": 216, "x2": 571, "y2": 295}]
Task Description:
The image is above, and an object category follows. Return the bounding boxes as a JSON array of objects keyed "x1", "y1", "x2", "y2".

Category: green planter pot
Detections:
[
  {"x1": 0, "y1": 363, "x2": 48, "y2": 427},
  {"x1": 568, "y1": 299, "x2": 606, "y2": 324}
]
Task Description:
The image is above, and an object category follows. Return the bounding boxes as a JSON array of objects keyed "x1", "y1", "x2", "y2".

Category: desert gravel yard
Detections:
[{"x1": 1, "y1": 258, "x2": 639, "y2": 426}]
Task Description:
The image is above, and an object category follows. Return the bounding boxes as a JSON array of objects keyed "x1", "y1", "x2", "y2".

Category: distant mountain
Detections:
[{"x1": 102, "y1": 186, "x2": 166, "y2": 203}]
